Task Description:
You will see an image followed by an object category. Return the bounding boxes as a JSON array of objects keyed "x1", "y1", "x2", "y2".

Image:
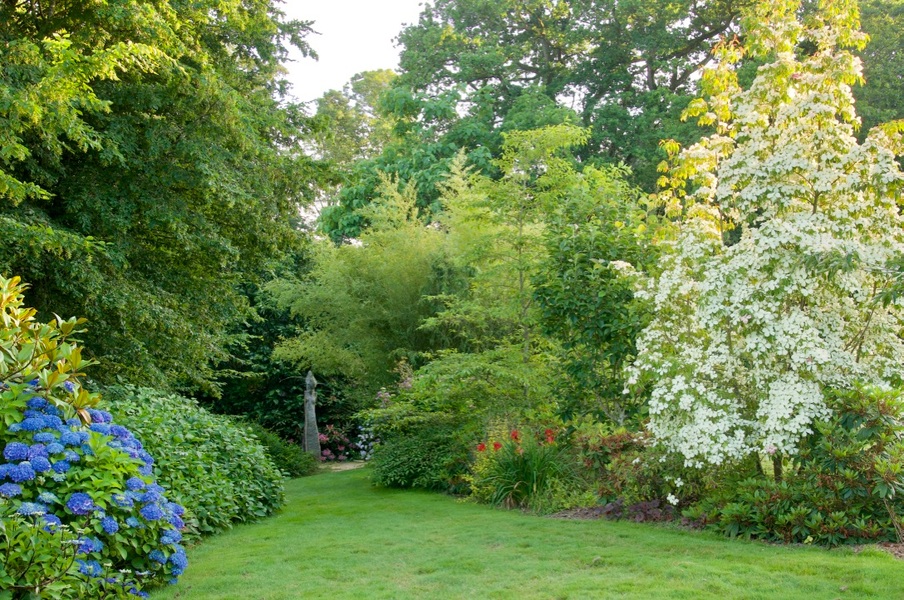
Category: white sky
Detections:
[{"x1": 280, "y1": 0, "x2": 427, "y2": 103}]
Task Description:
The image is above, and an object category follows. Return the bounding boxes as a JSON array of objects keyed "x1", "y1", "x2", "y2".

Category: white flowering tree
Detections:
[{"x1": 629, "y1": 0, "x2": 904, "y2": 467}]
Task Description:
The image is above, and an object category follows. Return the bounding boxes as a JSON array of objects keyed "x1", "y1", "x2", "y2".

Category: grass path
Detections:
[{"x1": 154, "y1": 469, "x2": 904, "y2": 599}]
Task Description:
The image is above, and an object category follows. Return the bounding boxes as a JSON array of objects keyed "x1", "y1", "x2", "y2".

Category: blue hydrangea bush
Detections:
[{"x1": 0, "y1": 276, "x2": 187, "y2": 598}]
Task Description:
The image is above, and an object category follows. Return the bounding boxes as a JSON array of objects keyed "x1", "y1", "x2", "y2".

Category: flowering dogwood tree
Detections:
[{"x1": 629, "y1": 0, "x2": 904, "y2": 466}]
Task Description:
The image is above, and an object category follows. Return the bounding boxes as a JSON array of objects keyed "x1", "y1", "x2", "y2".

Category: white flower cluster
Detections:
[{"x1": 630, "y1": 0, "x2": 904, "y2": 467}]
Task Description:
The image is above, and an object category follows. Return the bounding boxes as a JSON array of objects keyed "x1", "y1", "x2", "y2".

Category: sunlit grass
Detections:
[{"x1": 154, "y1": 468, "x2": 904, "y2": 599}]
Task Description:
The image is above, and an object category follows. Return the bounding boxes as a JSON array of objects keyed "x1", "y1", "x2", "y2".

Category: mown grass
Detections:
[{"x1": 154, "y1": 468, "x2": 904, "y2": 599}]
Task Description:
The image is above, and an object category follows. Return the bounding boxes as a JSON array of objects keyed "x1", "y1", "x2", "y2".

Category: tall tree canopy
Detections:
[
  {"x1": 320, "y1": 0, "x2": 747, "y2": 239},
  {"x1": 0, "y1": 0, "x2": 321, "y2": 391}
]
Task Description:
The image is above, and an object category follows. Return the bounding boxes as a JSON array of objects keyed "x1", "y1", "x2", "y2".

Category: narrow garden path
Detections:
[{"x1": 153, "y1": 469, "x2": 904, "y2": 599}]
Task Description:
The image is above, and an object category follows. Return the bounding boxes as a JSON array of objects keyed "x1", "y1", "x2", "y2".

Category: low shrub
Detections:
[
  {"x1": 0, "y1": 276, "x2": 186, "y2": 598},
  {"x1": 689, "y1": 385, "x2": 904, "y2": 546},
  {"x1": 369, "y1": 414, "x2": 472, "y2": 493},
  {"x1": 239, "y1": 420, "x2": 319, "y2": 477},
  {"x1": 102, "y1": 386, "x2": 285, "y2": 537},
  {"x1": 576, "y1": 424, "x2": 714, "y2": 510}
]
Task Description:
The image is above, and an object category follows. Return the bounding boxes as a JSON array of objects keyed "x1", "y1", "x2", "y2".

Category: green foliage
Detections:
[
  {"x1": 692, "y1": 386, "x2": 904, "y2": 546},
  {"x1": 102, "y1": 386, "x2": 285, "y2": 537},
  {"x1": 366, "y1": 400, "x2": 474, "y2": 493},
  {"x1": 1, "y1": 514, "x2": 78, "y2": 599},
  {"x1": 0, "y1": 0, "x2": 323, "y2": 393},
  {"x1": 319, "y1": 0, "x2": 744, "y2": 238},
  {"x1": 533, "y1": 164, "x2": 658, "y2": 423},
  {"x1": 270, "y1": 176, "x2": 458, "y2": 396},
  {"x1": 854, "y1": 0, "x2": 904, "y2": 135},
  {"x1": 237, "y1": 420, "x2": 319, "y2": 479},
  {"x1": 599, "y1": 435, "x2": 712, "y2": 509},
  {"x1": 312, "y1": 70, "x2": 398, "y2": 168},
  {"x1": 370, "y1": 430, "x2": 470, "y2": 492}
]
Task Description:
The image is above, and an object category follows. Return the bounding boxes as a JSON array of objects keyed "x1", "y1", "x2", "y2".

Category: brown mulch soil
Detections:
[
  {"x1": 871, "y1": 543, "x2": 904, "y2": 560},
  {"x1": 549, "y1": 506, "x2": 609, "y2": 520}
]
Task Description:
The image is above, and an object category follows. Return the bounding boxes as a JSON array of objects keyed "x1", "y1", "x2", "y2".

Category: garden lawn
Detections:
[{"x1": 154, "y1": 469, "x2": 904, "y2": 600}]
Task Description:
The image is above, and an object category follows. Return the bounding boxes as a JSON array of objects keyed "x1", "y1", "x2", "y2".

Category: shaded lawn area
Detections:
[{"x1": 154, "y1": 469, "x2": 904, "y2": 599}]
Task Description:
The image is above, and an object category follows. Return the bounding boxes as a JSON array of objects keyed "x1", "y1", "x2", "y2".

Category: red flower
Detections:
[
  {"x1": 492, "y1": 441, "x2": 502, "y2": 451},
  {"x1": 510, "y1": 430, "x2": 520, "y2": 441},
  {"x1": 476, "y1": 443, "x2": 487, "y2": 452},
  {"x1": 545, "y1": 428, "x2": 556, "y2": 444}
]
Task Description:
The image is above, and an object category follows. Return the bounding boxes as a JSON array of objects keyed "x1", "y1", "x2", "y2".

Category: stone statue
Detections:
[{"x1": 303, "y1": 370, "x2": 321, "y2": 457}]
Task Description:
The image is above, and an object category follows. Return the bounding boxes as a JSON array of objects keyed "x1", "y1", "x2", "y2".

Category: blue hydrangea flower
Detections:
[
  {"x1": 63, "y1": 380, "x2": 76, "y2": 394},
  {"x1": 165, "y1": 501, "x2": 186, "y2": 517},
  {"x1": 141, "y1": 489, "x2": 162, "y2": 504},
  {"x1": 10, "y1": 463, "x2": 36, "y2": 482},
  {"x1": 76, "y1": 536, "x2": 104, "y2": 555},
  {"x1": 0, "y1": 463, "x2": 13, "y2": 479},
  {"x1": 30, "y1": 456, "x2": 51, "y2": 473},
  {"x1": 90, "y1": 423, "x2": 112, "y2": 436},
  {"x1": 7, "y1": 423, "x2": 22, "y2": 433},
  {"x1": 66, "y1": 492, "x2": 96, "y2": 515},
  {"x1": 138, "y1": 464, "x2": 153, "y2": 476},
  {"x1": 167, "y1": 514, "x2": 185, "y2": 530},
  {"x1": 100, "y1": 516, "x2": 119, "y2": 534},
  {"x1": 16, "y1": 502, "x2": 48, "y2": 516},
  {"x1": 160, "y1": 529, "x2": 182, "y2": 545},
  {"x1": 3, "y1": 442, "x2": 29, "y2": 461},
  {"x1": 169, "y1": 548, "x2": 188, "y2": 575},
  {"x1": 139, "y1": 503, "x2": 164, "y2": 521},
  {"x1": 51, "y1": 460, "x2": 71, "y2": 474},
  {"x1": 126, "y1": 477, "x2": 146, "y2": 491},
  {"x1": 126, "y1": 517, "x2": 141, "y2": 528},
  {"x1": 26, "y1": 396, "x2": 48, "y2": 410},
  {"x1": 19, "y1": 417, "x2": 49, "y2": 431},
  {"x1": 27, "y1": 444, "x2": 48, "y2": 459},
  {"x1": 110, "y1": 425, "x2": 130, "y2": 439},
  {"x1": 27, "y1": 378, "x2": 39, "y2": 387},
  {"x1": 0, "y1": 482, "x2": 22, "y2": 497},
  {"x1": 76, "y1": 559, "x2": 103, "y2": 577},
  {"x1": 46, "y1": 442, "x2": 65, "y2": 455},
  {"x1": 87, "y1": 409, "x2": 112, "y2": 424},
  {"x1": 32, "y1": 432, "x2": 57, "y2": 444},
  {"x1": 42, "y1": 513, "x2": 62, "y2": 533},
  {"x1": 64, "y1": 449, "x2": 80, "y2": 462},
  {"x1": 148, "y1": 549, "x2": 167, "y2": 564},
  {"x1": 37, "y1": 491, "x2": 59, "y2": 504},
  {"x1": 60, "y1": 431, "x2": 81, "y2": 446},
  {"x1": 112, "y1": 493, "x2": 134, "y2": 508}
]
